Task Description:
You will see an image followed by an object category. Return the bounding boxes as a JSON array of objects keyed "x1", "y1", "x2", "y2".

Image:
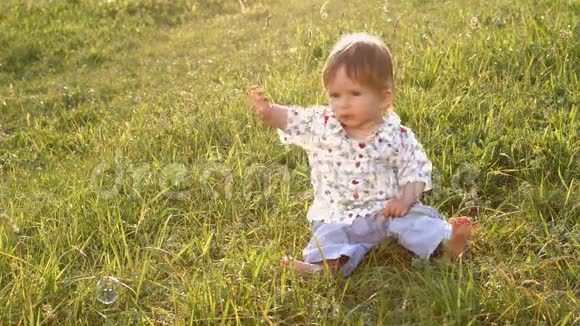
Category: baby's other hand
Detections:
[
  {"x1": 380, "y1": 198, "x2": 411, "y2": 218},
  {"x1": 247, "y1": 86, "x2": 271, "y2": 120}
]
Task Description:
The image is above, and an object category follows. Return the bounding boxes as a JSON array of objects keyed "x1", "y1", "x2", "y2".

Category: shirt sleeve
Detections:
[
  {"x1": 396, "y1": 127, "x2": 433, "y2": 192},
  {"x1": 277, "y1": 106, "x2": 325, "y2": 148}
]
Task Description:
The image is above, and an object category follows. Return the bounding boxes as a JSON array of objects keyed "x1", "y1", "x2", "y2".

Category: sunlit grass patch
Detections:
[{"x1": 0, "y1": 0, "x2": 577, "y2": 324}]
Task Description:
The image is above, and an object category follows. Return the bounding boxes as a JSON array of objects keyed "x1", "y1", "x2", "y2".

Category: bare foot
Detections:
[
  {"x1": 280, "y1": 255, "x2": 323, "y2": 274},
  {"x1": 280, "y1": 255, "x2": 349, "y2": 275},
  {"x1": 446, "y1": 217, "x2": 475, "y2": 262}
]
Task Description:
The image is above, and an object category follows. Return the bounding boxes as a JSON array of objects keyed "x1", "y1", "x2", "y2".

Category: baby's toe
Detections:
[
  {"x1": 448, "y1": 216, "x2": 473, "y2": 226},
  {"x1": 280, "y1": 255, "x2": 293, "y2": 268}
]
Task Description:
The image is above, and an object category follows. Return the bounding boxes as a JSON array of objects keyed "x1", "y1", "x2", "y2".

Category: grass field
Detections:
[{"x1": 0, "y1": 0, "x2": 578, "y2": 324}]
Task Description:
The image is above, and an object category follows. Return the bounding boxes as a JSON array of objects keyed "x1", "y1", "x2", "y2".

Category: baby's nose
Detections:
[
  {"x1": 333, "y1": 103, "x2": 346, "y2": 113},
  {"x1": 336, "y1": 98, "x2": 351, "y2": 109}
]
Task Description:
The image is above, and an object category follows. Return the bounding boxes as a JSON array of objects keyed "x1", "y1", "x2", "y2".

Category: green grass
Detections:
[{"x1": 0, "y1": 0, "x2": 578, "y2": 324}]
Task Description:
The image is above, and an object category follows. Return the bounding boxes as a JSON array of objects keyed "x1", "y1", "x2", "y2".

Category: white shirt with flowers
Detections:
[{"x1": 278, "y1": 105, "x2": 433, "y2": 224}]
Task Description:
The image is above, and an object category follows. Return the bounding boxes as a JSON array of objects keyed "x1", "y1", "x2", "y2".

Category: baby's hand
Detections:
[
  {"x1": 247, "y1": 86, "x2": 272, "y2": 120},
  {"x1": 380, "y1": 198, "x2": 411, "y2": 218}
]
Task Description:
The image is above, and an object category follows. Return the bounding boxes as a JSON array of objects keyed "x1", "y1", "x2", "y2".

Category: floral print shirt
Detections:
[{"x1": 278, "y1": 105, "x2": 433, "y2": 224}]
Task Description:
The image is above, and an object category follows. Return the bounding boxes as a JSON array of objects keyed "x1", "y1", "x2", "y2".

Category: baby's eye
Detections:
[
  {"x1": 350, "y1": 91, "x2": 361, "y2": 96},
  {"x1": 329, "y1": 93, "x2": 340, "y2": 98}
]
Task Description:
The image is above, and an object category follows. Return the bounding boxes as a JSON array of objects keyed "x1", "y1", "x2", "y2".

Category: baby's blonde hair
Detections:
[{"x1": 322, "y1": 33, "x2": 394, "y2": 93}]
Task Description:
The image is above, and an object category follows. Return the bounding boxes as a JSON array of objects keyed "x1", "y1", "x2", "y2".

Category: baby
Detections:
[{"x1": 248, "y1": 33, "x2": 473, "y2": 277}]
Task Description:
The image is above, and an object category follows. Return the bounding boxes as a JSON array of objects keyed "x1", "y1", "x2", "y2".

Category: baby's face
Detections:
[{"x1": 326, "y1": 66, "x2": 390, "y2": 132}]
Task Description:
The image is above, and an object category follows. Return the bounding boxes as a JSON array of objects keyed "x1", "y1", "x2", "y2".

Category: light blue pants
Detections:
[{"x1": 303, "y1": 204, "x2": 452, "y2": 277}]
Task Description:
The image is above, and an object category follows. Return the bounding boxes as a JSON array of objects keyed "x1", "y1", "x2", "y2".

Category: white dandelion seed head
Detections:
[
  {"x1": 469, "y1": 16, "x2": 481, "y2": 30},
  {"x1": 558, "y1": 27, "x2": 572, "y2": 40}
]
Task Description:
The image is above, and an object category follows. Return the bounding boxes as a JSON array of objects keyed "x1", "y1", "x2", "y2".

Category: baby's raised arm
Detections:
[{"x1": 247, "y1": 86, "x2": 288, "y2": 130}]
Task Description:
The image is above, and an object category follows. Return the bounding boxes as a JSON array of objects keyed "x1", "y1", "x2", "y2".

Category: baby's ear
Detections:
[{"x1": 382, "y1": 88, "x2": 394, "y2": 107}]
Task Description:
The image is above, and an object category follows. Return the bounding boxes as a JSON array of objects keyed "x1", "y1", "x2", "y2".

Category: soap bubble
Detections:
[{"x1": 96, "y1": 276, "x2": 120, "y2": 304}]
